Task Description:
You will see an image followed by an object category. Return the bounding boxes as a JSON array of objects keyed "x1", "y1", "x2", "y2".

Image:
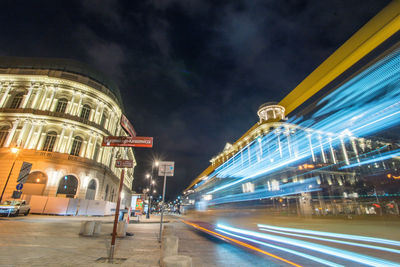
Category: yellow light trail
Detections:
[
  {"x1": 279, "y1": 0, "x2": 400, "y2": 115},
  {"x1": 181, "y1": 219, "x2": 302, "y2": 267}
]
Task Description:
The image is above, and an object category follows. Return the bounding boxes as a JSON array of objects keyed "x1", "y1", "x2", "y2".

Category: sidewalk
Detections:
[{"x1": 0, "y1": 215, "x2": 166, "y2": 266}]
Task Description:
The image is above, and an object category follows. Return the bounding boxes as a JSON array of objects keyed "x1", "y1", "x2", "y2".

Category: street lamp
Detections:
[
  {"x1": 146, "y1": 160, "x2": 159, "y2": 219},
  {"x1": 0, "y1": 147, "x2": 20, "y2": 202}
]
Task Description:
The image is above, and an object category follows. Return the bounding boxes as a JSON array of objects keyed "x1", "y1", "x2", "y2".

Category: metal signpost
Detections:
[
  {"x1": 101, "y1": 114, "x2": 153, "y2": 263},
  {"x1": 158, "y1": 161, "x2": 175, "y2": 241}
]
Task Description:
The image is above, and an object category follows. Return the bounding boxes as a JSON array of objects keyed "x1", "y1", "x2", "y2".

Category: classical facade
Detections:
[
  {"x1": 184, "y1": 102, "x2": 400, "y2": 216},
  {"x1": 0, "y1": 57, "x2": 135, "y2": 205}
]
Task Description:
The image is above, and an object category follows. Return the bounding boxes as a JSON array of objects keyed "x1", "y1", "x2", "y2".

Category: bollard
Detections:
[
  {"x1": 82, "y1": 221, "x2": 95, "y2": 236},
  {"x1": 161, "y1": 235, "x2": 179, "y2": 259},
  {"x1": 117, "y1": 221, "x2": 127, "y2": 237},
  {"x1": 93, "y1": 221, "x2": 102, "y2": 235},
  {"x1": 161, "y1": 255, "x2": 192, "y2": 267}
]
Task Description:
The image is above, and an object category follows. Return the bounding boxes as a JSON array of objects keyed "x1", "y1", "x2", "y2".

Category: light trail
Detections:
[
  {"x1": 217, "y1": 224, "x2": 399, "y2": 267},
  {"x1": 180, "y1": 220, "x2": 302, "y2": 267},
  {"x1": 195, "y1": 48, "x2": 400, "y2": 199},
  {"x1": 216, "y1": 229, "x2": 343, "y2": 267},
  {"x1": 257, "y1": 224, "x2": 400, "y2": 247},
  {"x1": 259, "y1": 228, "x2": 400, "y2": 255}
]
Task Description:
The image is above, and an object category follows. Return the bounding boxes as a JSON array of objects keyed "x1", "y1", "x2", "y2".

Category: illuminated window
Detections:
[
  {"x1": 42, "y1": 131, "x2": 57, "y2": 152},
  {"x1": 55, "y1": 98, "x2": 68, "y2": 113},
  {"x1": 70, "y1": 136, "x2": 83, "y2": 156},
  {"x1": 0, "y1": 126, "x2": 9, "y2": 147},
  {"x1": 80, "y1": 104, "x2": 91, "y2": 120},
  {"x1": 9, "y1": 93, "x2": 24, "y2": 109}
]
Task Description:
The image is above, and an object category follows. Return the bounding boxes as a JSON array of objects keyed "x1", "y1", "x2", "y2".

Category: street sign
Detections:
[
  {"x1": 102, "y1": 136, "x2": 153, "y2": 148},
  {"x1": 120, "y1": 114, "x2": 136, "y2": 137},
  {"x1": 115, "y1": 159, "x2": 134, "y2": 168},
  {"x1": 16, "y1": 183, "x2": 23, "y2": 190},
  {"x1": 158, "y1": 161, "x2": 175, "y2": 177},
  {"x1": 17, "y1": 162, "x2": 32, "y2": 184}
]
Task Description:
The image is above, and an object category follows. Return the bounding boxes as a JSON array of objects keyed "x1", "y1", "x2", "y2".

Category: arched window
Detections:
[
  {"x1": 9, "y1": 93, "x2": 24, "y2": 109},
  {"x1": 80, "y1": 104, "x2": 91, "y2": 120},
  {"x1": 70, "y1": 136, "x2": 83, "y2": 156},
  {"x1": 42, "y1": 131, "x2": 57, "y2": 152},
  {"x1": 85, "y1": 179, "x2": 97, "y2": 200},
  {"x1": 56, "y1": 175, "x2": 78, "y2": 198},
  {"x1": 0, "y1": 126, "x2": 9, "y2": 147},
  {"x1": 55, "y1": 98, "x2": 68, "y2": 113}
]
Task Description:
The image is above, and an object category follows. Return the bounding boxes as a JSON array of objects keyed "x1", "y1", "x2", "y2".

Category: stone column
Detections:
[
  {"x1": 76, "y1": 94, "x2": 84, "y2": 116},
  {"x1": 67, "y1": 91, "x2": 76, "y2": 114},
  {"x1": 56, "y1": 125, "x2": 67, "y2": 152},
  {"x1": 98, "y1": 104, "x2": 105, "y2": 125},
  {"x1": 4, "y1": 119, "x2": 19, "y2": 147},
  {"x1": 90, "y1": 135, "x2": 98, "y2": 159},
  {"x1": 47, "y1": 86, "x2": 56, "y2": 111},
  {"x1": 39, "y1": 85, "x2": 49, "y2": 110},
  {"x1": 79, "y1": 141, "x2": 87, "y2": 158},
  {"x1": 34, "y1": 123, "x2": 44, "y2": 150},
  {"x1": 30, "y1": 84, "x2": 41, "y2": 109},
  {"x1": 340, "y1": 137, "x2": 350, "y2": 165},
  {"x1": 93, "y1": 100, "x2": 101, "y2": 123},
  {"x1": 328, "y1": 137, "x2": 337, "y2": 164},
  {"x1": 65, "y1": 128, "x2": 75, "y2": 154},
  {"x1": 36, "y1": 131, "x2": 47, "y2": 151},
  {"x1": 307, "y1": 133, "x2": 315, "y2": 162},
  {"x1": 17, "y1": 120, "x2": 30, "y2": 147},
  {"x1": 318, "y1": 135, "x2": 327, "y2": 163},
  {"x1": 21, "y1": 85, "x2": 33, "y2": 109},
  {"x1": 0, "y1": 84, "x2": 12, "y2": 108},
  {"x1": 85, "y1": 133, "x2": 94, "y2": 158},
  {"x1": 24, "y1": 122, "x2": 36, "y2": 149}
]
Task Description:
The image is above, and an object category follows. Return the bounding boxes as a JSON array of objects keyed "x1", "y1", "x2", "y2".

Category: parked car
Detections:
[{"x1": 0, "y1": 200, "x2": 30, "y2": 216}]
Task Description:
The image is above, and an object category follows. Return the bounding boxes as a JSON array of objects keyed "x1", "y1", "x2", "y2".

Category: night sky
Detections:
[{"x1": 0, "y1": 0, "x2": 390, "y2": 199}]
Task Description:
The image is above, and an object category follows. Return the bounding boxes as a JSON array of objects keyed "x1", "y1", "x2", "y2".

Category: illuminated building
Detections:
[
  {"x1": 184, "y1": 45, "x2": 400, "y2": 216},
  {"x1": 0, "y1": 57, "x2": 135, "y2": 205}
]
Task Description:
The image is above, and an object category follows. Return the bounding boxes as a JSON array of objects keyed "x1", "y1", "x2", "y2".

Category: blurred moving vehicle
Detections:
[{"x1": 0, "y1": 200, "x2": 30, "y2": 217}]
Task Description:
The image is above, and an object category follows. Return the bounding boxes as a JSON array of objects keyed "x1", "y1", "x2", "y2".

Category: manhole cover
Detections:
[{"x1": 96, "y1": 257, "x2": 127, "y2": 264}]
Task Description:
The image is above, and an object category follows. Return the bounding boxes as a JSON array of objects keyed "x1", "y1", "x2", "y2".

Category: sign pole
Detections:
[
  {"x1": 109, "y1": 169, "x2": 125, "y2": 262},
  {"x1": 158, "y1": 171, "x2": 167, "y2": 242}
]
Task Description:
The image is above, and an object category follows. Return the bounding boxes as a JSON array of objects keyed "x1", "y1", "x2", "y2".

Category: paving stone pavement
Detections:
[{"x1": 0, "y1": 215, "x2": 163, "y2": 267}]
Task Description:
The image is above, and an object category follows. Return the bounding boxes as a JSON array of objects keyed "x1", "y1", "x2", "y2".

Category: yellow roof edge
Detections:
[{"x1": 279, "y1": 0, "x2": 400, "y2": 115}]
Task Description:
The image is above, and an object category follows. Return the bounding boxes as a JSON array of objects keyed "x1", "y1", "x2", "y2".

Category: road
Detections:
[{"x1": 180, "y1": 209, "x2": 400, "y2": 266}]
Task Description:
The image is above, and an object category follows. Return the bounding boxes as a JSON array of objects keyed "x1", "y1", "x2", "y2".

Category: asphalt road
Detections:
[{"x1": 180, "y1": 209, "x2": 400, "y2": 267}]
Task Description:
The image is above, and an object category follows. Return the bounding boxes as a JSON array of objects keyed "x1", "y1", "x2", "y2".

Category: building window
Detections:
[
  {"x1": 55, "y1": 98, "x2": 68, "y2": 113},
  {"x1": 42, "y1": 131, "x2": 57, "y2": 152},
  {"x1": 70, "y1": 136, "x2": 83, "y2": 156},
  {"x1": 80, "y1": 104, "x2": 91, "y2": 120},
  {"x1": 9, "y1": 93, "x2": 24, "y2": 109},
  {"x1": 0, "y1": 126, "x2": 9, "y2": 147}
]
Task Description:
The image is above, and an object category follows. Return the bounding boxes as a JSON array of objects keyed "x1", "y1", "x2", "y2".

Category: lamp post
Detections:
[{"x1": 0, "y1": 147, "x2": 20, "y2": 203}]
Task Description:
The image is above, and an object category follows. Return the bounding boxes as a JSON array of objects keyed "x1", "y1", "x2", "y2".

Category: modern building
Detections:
[
  {"x1": 0, "y1": 57, "x2": 135, "y2": 208},
  {"x1": 183, "y1": 44, "x2": 400, "y2": 217}
]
